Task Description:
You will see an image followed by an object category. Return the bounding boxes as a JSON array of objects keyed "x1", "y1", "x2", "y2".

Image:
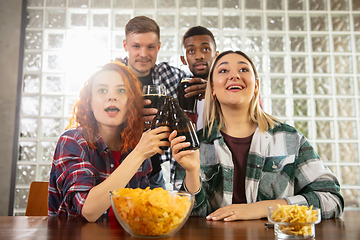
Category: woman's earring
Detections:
[{"x1": 212, "y1": 94, "x2": 217, "y2": 102}]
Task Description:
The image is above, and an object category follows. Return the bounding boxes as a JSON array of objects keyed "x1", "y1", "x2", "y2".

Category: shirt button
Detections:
[{"x1": 110, "y1": 164, "x2": 114, "y2": 168}]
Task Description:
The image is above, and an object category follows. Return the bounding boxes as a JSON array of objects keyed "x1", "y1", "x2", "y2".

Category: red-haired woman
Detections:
[{"x1": 48, "y1": 62, "x2": 170, "y2": 222}]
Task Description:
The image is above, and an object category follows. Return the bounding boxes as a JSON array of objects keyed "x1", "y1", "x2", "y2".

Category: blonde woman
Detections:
[{"x1": 169, "y1": 50, "x2": 344, "y2": 221}]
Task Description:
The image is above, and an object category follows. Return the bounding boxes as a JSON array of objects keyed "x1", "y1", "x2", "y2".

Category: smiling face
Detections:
[
  {"x1": 211, "y1": 53, "x2": 258, "y2": 108},
  {"x1": 182, "y1": 35, "x2": 218, "y2": 79},
  {"x1": 91, "y1": 71, "x2": 128, "y2": 131},
  {"x1": 123, "y1": 32, "x2": 161, "y2": 77}
]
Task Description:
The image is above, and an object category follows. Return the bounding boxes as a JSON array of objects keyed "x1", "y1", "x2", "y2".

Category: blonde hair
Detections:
[{"x1": 203, "y1": 50, "x2": 280, "y2": 137}]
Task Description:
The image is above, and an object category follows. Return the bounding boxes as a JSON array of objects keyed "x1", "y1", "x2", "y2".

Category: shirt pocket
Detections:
[{"x1": 263, "y1": 155, "x2": 296, "y2": 173}]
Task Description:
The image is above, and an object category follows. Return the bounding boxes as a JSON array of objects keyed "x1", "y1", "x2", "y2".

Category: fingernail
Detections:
[
  {"x1": 180, "y1": 136, "x2": 186, "y2": 140},
  {"x1": 224, "y1": 218, "x2": 228, "y2": 221},
  {"x1": 206, "y1": 215, "x2": 211, "y2": 219}
]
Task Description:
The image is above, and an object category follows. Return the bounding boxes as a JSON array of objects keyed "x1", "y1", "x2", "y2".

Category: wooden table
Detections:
[{"x1": 0, "y1": 211, "x2": 359, "y2": 239}]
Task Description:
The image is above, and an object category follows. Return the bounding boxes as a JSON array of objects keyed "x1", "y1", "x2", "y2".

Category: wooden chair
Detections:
[{"x1": 25, "y1": 181, "x2": 49, "y2": 216}]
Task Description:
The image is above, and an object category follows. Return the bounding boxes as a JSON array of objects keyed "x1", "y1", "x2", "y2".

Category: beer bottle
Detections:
[
  {"x1": 151, "y1": 96, "x2": 171, "y2": 150},
  {"x1": 170, "y1": 98, "x2": 200, "y2": 151}
]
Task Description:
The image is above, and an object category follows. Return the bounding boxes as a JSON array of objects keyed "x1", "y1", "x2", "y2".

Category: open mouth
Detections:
[
  {"x1": 105, "y1": 107, "x2": 120, "y2": 113},
  {"x1": 226, "y1": 85, "x2": 244, "y2": 90}
]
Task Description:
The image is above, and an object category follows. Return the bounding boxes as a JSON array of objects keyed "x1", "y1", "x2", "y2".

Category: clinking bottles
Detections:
[
  {"x1": 151, "y1": 96, "x2": 171, "y2": 150},
  {"x1": 170, "y1": 98, "x2": 200, "y2": 152}
]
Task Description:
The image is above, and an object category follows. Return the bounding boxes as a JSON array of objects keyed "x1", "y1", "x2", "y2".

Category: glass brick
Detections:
[
  {"x1": 317, "y1": 143, "x2": 335, "y2": 161},
  {"x1": 222, "y1": 34, "x2": 242, "y2": 51},
  {"x1": 24, "y1": 52, "x2": 42, "y2": 71},
  {"x1": 338, "y1": 121, "x2": 357, "y2": 139},
  {"x1": 354, "y1": 15, "x2": 360, "y2": 31},
  {"x1": 290, "y1": 36, "x2": 306, "y2": 52},
  {"x1": 314, "y1": 77, "x2": 332, "y2": 95},
  {"x1": 64, "y1": 96, "x2": 76, "y2": 116},
  {"x1": 337, "y1": 99, "x2": 355, "y2": 117},
  {"x1": 158, "y1": 0, "x2": 176, "y2": 8},
  {"x1": 20, "y1": 118, "x2": 38, "y2": 138},
  {"x1": 28, "y1": 0, "x2": 43, "y2": 7},
  {"x1": 41, "y1": 96, "x2": 63, "y2": 116},
  {"x1": 43, "y1": 75, "x2": 63, "y2": 93},
  {"x1": 339, "y1": 143, "x2": 358, "y2": 162},
  {"x1": 251, "y1": 55, "x2": 263, "y2": 73},
  {"x1": 114, "y1": 33, "x2": 125, "y2": 49},
  {"x1": 14, "y1": 188, "x2": 29, "y2": 209},
  {"x1": 294, "y1": 121, "x2": 308, "y2": 138},
  {"x1": 293, "y1": 99, "x2": 309, "y2": 116},
  {"x1": 161, "y1": 35, "x2": 176, "y2": 51},
  {"x1": 179, "y1": 0, "x2": 197, "y2": 8},
  {"x1": 223, "y1": 0, "x2": 241, "y2": 9},
  {"x1": 202, "y1": 0, "x2": 219, "y2": 8},
  {"x1": 45, "y1": 32, "x2": 65, "y2": 49},
  {"x1": 223, "y1": 14, "x2": 241, "y2": 30},
  {"x1": 69, "y1": 0, "x2": 89, "y2": 8},
  {"x1": 268, "y1": 35, "x2": 285, "y2": 51},
  {"x1": 45, "y1": 10, "x2": 66, "y2": 28},
  {"x1": 267, "y1": 0, "x2": 283, "y2": 9},
  {"x1": 18, "y1": 142, "x2": 37, "y2": 162},
  {"x1": 291, "y1": 56, "x2": 307, "y2": 73},
  {"x1": 70, "y1": 12, "x2": 88, "y2": 27},
  {"x1": 331, "y1": 0, "x2": 348, "y2": 10},
  {"x1": 334, "y1": 56, "x2": 352, "y2": 73},
  {"x1": 357, "y1": 56, "x2": 360, "y2": 73},
  {"x1": 342, "y1": 189, "x2": 359, "y2": 208},
  {"x1": 91, "y1": 33, "x2": 110, "y2": 50},
  {"x1": 179, "y1": 12, "x2": 197, "y2": 29},
  {"x1": 27, "y1": 9, "x2": 43, "y2": 28},
  {"x1": 46, "y1": 0, "x2": 66, "y2": 7},
  {"x1": 315, "y1": 98, "x2": 333, "y2": 116},
  {"x1": 113, "y1": 0, "x2": 133, "y2": 8},
  {"x1": 312, "y1": 35, "x2": 329, "y2": 52},
  {"x1": 92, "y1": 0, "x2": 111, "y2": 8},
  {"x1": 135, "y1": 0, "x2": 154, "y2": 8},
  {"x1": 333, "y1": 35, "x2": 351, "y2": 52},
  {"x1": 271, "y1": 99, "x2": 286, "y2": 116},
  {"x1": 270, "y1": 78, "x2": 285, "y2": 94},
  {"x1": 201, "y1": 13, "x2": 219, "y2": 29},
  {"x1": 40, "y1": 141, "x2": 57, "y2": 162},
  {"x1": 92, "y1": 13, "x2": 109, "y2": 28},
  {"x1": 292, "y1": 78, "x2": 308, "y2": 94},
  {"x1": 21, "y1": 96, "x2": 39, "y2": 116},
  {"x1": 39, "y1": 165, "x2": 52, "y2": 181},
  {"x1": 354, "y1": 0, "x2": 360, "y2": 10},
  {"x1": 43, "y1": 53, "x2": 64, "y2": 71},
  {"x1": 25, "y1": 31, "x2": 42, "y2": 50},
  {"x1": 332, "y1": 15, "x2": 350, "y2": 31},
  {"x1": 336, "y1": 77, "x2": 354, "y2": 95},
  {"x1": 17, "y1": 165, "x2": 36, "y2": 185},
  {"x1": 269, "y1": 56, "x2": 285, "y2": 73},
  {"x1": 289, "y1": 15, "x2": 306, "y2": 31},
  {"x1": 316, "y1": 121, "x2": 334, "y2": 139},
  {"x1": 23, "y1": 74, "x2": 41, "y2": 94},
  {"x1": 245, "y1": 15, "x2": 262, "y2": 30},
  {"x1": 309, "y1": 0, "x2": 327, "y2": 10},
  {"x1": 310, "y1": 15, "x2": 328, "y2": 31},
  {"x1": 313, "y1": 56, "x2": 330, "y2": 73},
  {"x1": 267, "y1": 15, "x2": 284, "y2": 31},
  {"x1": 245, "y1": 0, "x2": 262, "y2": 9},
  {"x1": 157, "y1": 13, "x2": 176, "y2": 29},
  {"x1": 245, "y1": 35, "x2": 263, "y2": 52},
  {"x1": 327, "y1": 166, "x2": 336, "y2": 176},
  {"x1": 341, "y1": 166, "x2": 360, "y2": 185},
  {"x1": 288, "y1": 0, "x2": 305, "y2": 10},
  {"x1": 41, "y1": 118, "x2": 62, "y2": 138}
]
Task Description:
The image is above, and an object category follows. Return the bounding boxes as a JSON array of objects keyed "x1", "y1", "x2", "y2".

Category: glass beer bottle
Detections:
[
  {"x1": 170, "y1": 98, "x2": 200, "y2": 151},
  {"x1": 151, "y1": 96, "x2": 171, "y2": 150}
]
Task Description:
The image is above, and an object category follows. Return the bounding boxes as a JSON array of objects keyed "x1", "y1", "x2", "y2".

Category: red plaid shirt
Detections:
[{"x1": 48, "y1": 127, "x2": 152, "y2": 217}]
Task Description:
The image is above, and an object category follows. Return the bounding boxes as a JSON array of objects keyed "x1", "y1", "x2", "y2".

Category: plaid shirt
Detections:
[
  {"x1": 48, "y1": 127, "x2": 152, "y2": 217},
  {"x1": 174, "y1": 121, "x2": 344, "y2": 219},
  {"x1": 116, "y1": 57, "x2": 190, "y2": 183}
]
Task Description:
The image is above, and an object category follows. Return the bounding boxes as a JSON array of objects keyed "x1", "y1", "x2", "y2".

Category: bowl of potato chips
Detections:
[
  {"x1": 110, "y1": 187, "x2": 194, "y2": 237},
  {"x1": 267, "y1": 204, "x2": 321, "y2": 239}
]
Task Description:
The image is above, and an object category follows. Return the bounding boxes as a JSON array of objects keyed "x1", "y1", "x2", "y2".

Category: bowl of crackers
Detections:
[
  {"x1": 267, "y1": 204, "x2": 321, "y2": 239},
  {"x1": 110, "y1": 187, "x2": 194, "y2": 237}
]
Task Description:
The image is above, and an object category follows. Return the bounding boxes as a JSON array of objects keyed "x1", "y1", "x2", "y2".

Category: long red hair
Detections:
[{"x1": 67, "y1": 62, "x2": 144, "y2": 151}]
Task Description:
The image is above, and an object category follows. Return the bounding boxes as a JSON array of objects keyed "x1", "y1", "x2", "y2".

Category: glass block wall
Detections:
[{"x1": 16, "y1": 0, "x2": 360, "y2": 215}]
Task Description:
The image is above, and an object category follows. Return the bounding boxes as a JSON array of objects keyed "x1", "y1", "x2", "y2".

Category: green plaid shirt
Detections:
[{"x1": 174, "y1": 121, "x2": 344, "y2": 219}]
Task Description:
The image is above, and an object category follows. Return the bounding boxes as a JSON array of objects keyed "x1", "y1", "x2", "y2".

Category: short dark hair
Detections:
[
  {"x1": 125, "y1": 16, "x2": 160, "y2": 40},
  {"x1": 182, "y1": 26, "x2": 216, "y2": 48}
]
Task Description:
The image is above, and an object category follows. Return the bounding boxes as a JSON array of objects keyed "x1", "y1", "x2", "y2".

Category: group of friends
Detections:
[{"x1": 48, "y1": 16, "x2": 344, "y2": 223}]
